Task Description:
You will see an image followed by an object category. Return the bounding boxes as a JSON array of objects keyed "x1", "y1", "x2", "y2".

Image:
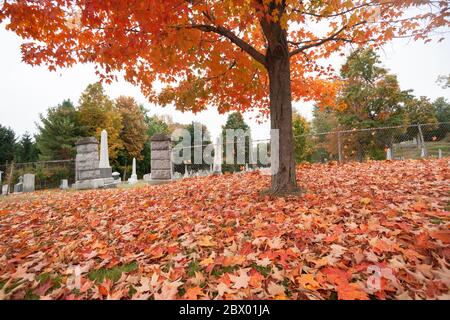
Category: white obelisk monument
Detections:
[
  {"x1": 128, "y1": 157, "x2": 138, "y2": 184},
  {"x1": 99, "y1": 129, "x2": 112, "y2": 178},
  {"x1": 213, "y1": 137, "x2": 222, "y2": 174}
]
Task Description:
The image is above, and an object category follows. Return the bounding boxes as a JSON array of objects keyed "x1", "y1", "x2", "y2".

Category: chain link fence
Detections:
[
  {"x1": 303, "y1": 122, "x2": 449, "y2": 163},
  {"x1": 172, "y1": 122, "x2": 449, "y2": 177},
  {"x1": 0, "y1": 160, "x2": 75, "y2": 194},
  {"x1": 1, "y1": 123, "x2": 447, "y2": 192}
]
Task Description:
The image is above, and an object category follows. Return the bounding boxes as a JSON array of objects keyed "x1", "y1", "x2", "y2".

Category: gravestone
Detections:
[
  {"x1": 23, "y1": 174, "x2": 35, "y2": 193},
  {"x1": 438, "y1": 149, "x2": 442, "y2": 159},
  {"x1": 386, "y1": 148, "x2": 393, "y2": 160},
  {"x1": 173, "y1": 172, "x2": 182, "y2": 180},
  {"x1": 0, "y1": 171, "x2": 3, "y2": 184},
  {"x1": 74, "y1": 137, "x2": 109, "y2": 189},
  {"x1": 112, "y1": 172, "x2": 121, "y2": 183},
  {"x1": 60, "y1": 179, "x2": 69, "y2": 190},
  {"x1": 150, "y1": 134, "x2": 172, "y2": 181},
  {"x1": 99, "y1": 129, "x2": 113, "y2": 179},
  {"x1": 420, "y1": 147, "x2": 427, "y2": 158},
  {"x1": 2, "y1": 185, "x2": 8, "y2": 195},
  {"x1": 143, "y1": 173, "x2": 151, "y2": 182},
  {"x1": 14, "y1": 176, "x2": 23, "y2": 193}
]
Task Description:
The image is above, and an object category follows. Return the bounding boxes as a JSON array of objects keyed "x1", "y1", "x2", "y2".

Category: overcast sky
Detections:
[{"x1": 0, "y1": 24, "x2": 449, "y2": 141}]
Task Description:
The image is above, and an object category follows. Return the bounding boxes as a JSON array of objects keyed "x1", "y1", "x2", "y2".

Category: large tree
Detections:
[
  {"x1": 116, "y1": 96, "x2": 147, "y2": 160},
  {"x1": 36, "y1": 100, "x2": 84, "y2": 160},
  {"x1": 334, "y1": 48, "x2": 409, "y2": 160},
  {"x1": 114, "y1": 97, "x2": 147, "y2": 178},
  {"x1": 78, "y1": 83, "x2": 123, "y2": 160},
  {"x1": 2, "y1": 1, "x2": 447, "y2": 194}
]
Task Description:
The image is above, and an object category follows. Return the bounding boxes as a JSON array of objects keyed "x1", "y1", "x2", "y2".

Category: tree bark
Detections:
[{"x1": 261, "y1": 12, "x2": 300, "y2": 195}]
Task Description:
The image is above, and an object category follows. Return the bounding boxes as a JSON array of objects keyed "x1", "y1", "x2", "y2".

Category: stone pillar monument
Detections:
[
  {"x1": 128, "y1": 158, "x2": 138, "y2": 184},
  {"x1": 74, "y1": 137, "x2": 104, "y2": 189},
  {"x1": 150, "y1": 134, "x2": 172, "y2": 182},
  {"x1": 99, "y1": 129, "x2": 112, "y2": 179}
]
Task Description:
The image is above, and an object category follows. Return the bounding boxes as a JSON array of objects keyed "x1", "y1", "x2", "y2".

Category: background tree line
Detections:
[
  {"x1": 1, "y1": 49, "x2": 449, "y2": 177},
  {"x1": 1, "y1": 82, "x2": 240, "y2": 178},
  {"x1": 292, "y1": 49, "x2": 450, "y2": 163}
]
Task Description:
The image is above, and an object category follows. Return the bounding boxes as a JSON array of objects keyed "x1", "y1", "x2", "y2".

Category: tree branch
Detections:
[
  {"x1": 289, "y1": 21, "x2": 367, "y2": 57},
  {"x1": 187, "y1": 24, "x2": 267, "y2": 67}
]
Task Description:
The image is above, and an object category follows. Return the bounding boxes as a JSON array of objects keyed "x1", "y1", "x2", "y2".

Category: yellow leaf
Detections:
[
  {"x1": 197, "y1": 236, "x2": 216, "y2": 247},
  {"x1": 297, "y1": 274, "x2": 321, "y2": 291}
]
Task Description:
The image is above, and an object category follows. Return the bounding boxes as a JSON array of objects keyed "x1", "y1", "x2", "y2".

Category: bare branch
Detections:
[
  {"x1": 288, "y1": 21, "x2": 367, "y2": 58},
  {"x1": 187, "y1": 24, "x2": 267, "y2": 67}
]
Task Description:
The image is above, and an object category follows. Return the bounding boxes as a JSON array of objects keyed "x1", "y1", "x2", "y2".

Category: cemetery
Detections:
[{"x1": 0, "y1": 0, "x2": 449, "y2": 306}]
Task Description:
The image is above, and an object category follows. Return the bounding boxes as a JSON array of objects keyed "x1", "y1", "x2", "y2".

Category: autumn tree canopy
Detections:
[{"x1": 1, "y1": 0, "x2": 448, "y2": 193}]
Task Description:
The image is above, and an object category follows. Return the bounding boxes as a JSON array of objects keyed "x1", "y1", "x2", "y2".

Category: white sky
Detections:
[{"x1": 0, "y1": 25, "x2": 449, "y2": 142}]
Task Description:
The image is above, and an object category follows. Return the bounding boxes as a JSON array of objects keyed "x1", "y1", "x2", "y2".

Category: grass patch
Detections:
[
  {"x1": 87, "y1": 261, "x2": 138, "y2": 284},
  {"x1": 187, "y1": 260, "x2": 201, "y2": 277},
  {"x1": 211, "y1": 265, "x2": 239, "y2": 277},
  {"x1": 250, "y1": 263, "x2": 272, "y2": 277}
]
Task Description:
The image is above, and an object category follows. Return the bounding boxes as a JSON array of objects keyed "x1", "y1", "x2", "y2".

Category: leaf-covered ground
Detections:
[{"x1": 0, "y1": 159, "x2": 449, "y2": 300}]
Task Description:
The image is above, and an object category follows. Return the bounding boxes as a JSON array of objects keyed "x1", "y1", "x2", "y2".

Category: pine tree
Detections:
[
  {"x1": 15, "y1": 132, "x2": 38, "y2": 163},
  {"x1": 221, "y1": 113, "x2": 251, "y2": 172},
  {"x1": 36, "y1": 100, "x2": 84, "y2": 160},
  {"x1": 0, "y1": 125, "x2": 16, "y2": 164}
]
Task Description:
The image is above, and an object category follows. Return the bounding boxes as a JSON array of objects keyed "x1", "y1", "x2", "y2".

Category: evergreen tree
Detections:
[
  {"x1": 36, "y1": 100, "x2": 84, "y2": 160},
  {"x1": 0, "y1": 125, "x2": 16, "y2": 164},
  {"x1": 15, "y1": 132, "x2": 38, "y2": 163},
  {"x1": 221, "y1": 112, "x2": 251, "y2": 172}
]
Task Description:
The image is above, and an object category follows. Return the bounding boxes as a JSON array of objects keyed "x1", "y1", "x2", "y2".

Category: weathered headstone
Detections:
[
  {"x1": 2, "y1": 185, "x2": 8, "y2": 195},
  {"x1": 99, "y1": 129, "x2": 113, "y2": 179},
  {"x1": 112, "y1": 172, "x2": 121, "y2": 183},
  {"x1": 386, "y1": 148, "x2": 392, "y2": 160},
  {"x1": 438, "y1": 149, "x2": 442, "y2": 159},
  {"x1": 420, "y1": 147, "x2": 427, "y2": 158},
  {"x1": 60, "y1": 179, "x2": 69, "y2": 190},
  {"x1": 151, "y1": 134, "x2": 172, "y2": 181},
  {"x1": 14, "y1": 179, "x2": 23, "y2": 193},
  {"x1": 128, "y1": 158, "x2": 138, "y2": 184},
  {"x1": 143, "y1": 173, "x2": 151, "y2": 182},
  {"x1": 23, "y1": 174, "x2": 35, "y2": 193},
  {"x1": 74, "y1": 137, "x2": 104, "y2": 190},
  {"x1": 173, "y1": 172, "x2": 182, "y2": 180}
]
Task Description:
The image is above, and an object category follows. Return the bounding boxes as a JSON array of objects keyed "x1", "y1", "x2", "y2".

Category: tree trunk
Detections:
[{"x1": 262, "y1": 17, "x2": 299, "y2": 195}]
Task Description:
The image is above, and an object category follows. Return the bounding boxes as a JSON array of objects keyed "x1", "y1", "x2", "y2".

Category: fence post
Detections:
[
  {"x1": 337, "y1": 131, "x2": 343, "y2": 163},
  {"x1": 6, "y1": 162, "x2": 14, "y2": 195},
  {"x1": 418, "y1": 124, "x2": 427, "y2": 157}
]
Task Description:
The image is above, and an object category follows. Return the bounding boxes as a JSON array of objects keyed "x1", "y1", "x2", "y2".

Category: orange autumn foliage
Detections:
[{"x1": 0, "y1": 1, "x2": 448, "y2": 115}]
